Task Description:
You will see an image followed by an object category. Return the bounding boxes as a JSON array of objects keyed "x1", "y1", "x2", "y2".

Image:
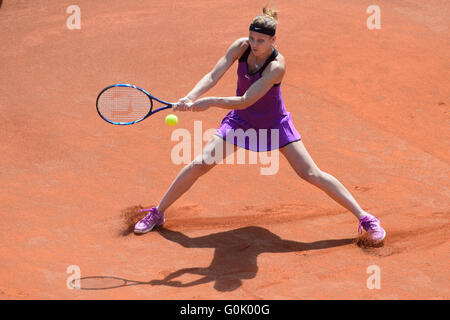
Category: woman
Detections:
[{"x1": 134, "y1": 7, "x2": 386, "y2": 243}]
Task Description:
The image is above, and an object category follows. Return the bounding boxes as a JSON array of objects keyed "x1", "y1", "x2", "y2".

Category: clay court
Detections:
[{"x1": 0, "y1": 0, "x2": 449, "y2": 299}]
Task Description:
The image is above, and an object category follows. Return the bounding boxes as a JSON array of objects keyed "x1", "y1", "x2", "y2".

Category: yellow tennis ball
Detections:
[{"x1": 165, "y1": 114, "x2": 178, "y2": 126}]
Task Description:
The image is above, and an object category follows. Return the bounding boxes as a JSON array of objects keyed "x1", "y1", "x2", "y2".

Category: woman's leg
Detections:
[
  {"x1": 157, "y1": 135, "x2": 237, "y2": 213},
  {"x1": 280, "y1": 140, "x2": 368, "y2": 220}
]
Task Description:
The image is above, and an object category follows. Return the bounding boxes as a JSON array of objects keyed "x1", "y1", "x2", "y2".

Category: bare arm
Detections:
[
  {"x1": 189, "y1": 59, "x2": 285, "y2": 112},
  {"x1": 175, "y1": 38, "x2": 248, "y2": 109}
]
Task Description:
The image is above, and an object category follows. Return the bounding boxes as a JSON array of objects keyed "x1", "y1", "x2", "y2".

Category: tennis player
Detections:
[{"x1": 134, "y1": 7, "x2": 386, "y2": 243}]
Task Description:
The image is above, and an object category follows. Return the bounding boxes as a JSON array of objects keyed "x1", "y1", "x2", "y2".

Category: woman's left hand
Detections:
[{"x1": 189, "y1": 97, "x2": 214, "y2": 112}]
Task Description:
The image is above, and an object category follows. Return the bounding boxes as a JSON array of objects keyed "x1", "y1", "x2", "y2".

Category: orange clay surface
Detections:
[{"x1": 0, "y1": 0, "x2": 449, "y2": 299}]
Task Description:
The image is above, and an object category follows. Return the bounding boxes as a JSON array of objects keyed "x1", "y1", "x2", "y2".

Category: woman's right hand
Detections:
[{"x1": 173, "y1": 97, "x2": 193, "y2": 111}]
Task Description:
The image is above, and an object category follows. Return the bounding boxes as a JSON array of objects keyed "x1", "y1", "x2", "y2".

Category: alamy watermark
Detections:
[
  {"x1": 366, "y1": 265, "x2": 381, "y2": 289},
  {"x1": 66, "y1": 5, "x2": 81, "y2": 30},
  {"x1": 367, "y1": 5, "x2": 381, "y2": 30},
  {"x1": 66, "y1": 265, "x2": 81, "y2": 289}
]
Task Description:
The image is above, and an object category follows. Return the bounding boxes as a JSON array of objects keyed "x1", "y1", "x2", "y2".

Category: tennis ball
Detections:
[{"x1": 165, "y1": 114, "x2": 178, "y2": 126}]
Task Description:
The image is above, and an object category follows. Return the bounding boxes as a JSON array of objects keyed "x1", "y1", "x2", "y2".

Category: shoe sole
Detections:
[
  {"x1": 134, "y1": 222, "x2": 164, "y2": 234},
  {"x1": 371, "y1": 229, "x2": 386, "y2": 243},
  {"x1": 380, "y1": 229, "x2": 387, "y2": 241}
]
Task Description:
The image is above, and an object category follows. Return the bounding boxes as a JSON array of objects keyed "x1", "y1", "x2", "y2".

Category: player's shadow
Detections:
[
  {"x1": 148, "y1": 226, "x2": 354, "y2": 292},
  {"x1": 77, "y1": 226, "x2": 354, "y2": 291}
]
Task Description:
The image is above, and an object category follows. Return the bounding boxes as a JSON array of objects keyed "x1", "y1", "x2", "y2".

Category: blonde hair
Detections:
[{"x1": 251, "y1": 5, "x2": 279, "y2": 32}]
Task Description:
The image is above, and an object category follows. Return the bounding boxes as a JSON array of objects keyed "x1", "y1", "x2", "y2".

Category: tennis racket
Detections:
[{"x1": 96, "y1": 84, "x2": 175, "y2": 125}]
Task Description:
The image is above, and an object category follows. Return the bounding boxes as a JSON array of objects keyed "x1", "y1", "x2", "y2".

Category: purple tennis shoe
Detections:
[
  {"x1": 134, "y1": 207, "x2": 165, "y2": 234},
  {"x1": 358, "y1": 213, "x2": 386, "y2": 243}
]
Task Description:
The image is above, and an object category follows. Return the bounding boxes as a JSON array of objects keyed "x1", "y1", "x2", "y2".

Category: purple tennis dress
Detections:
[{"x1": 215, "y1": 45, "x2": 301, "y2": 152}]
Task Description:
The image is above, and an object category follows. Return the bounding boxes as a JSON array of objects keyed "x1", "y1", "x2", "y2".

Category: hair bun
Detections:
[{"x1": 262, "y1": 6, "x2": 279, "y2": 21}]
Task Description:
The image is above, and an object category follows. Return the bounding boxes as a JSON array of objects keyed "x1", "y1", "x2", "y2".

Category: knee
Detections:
[{"x1": 298, "y1": 167, "x2": 323, "y2": 183}]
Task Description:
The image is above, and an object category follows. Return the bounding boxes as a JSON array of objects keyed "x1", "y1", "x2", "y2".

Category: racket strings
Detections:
[{"x1": 97, "y1": 87, "x2": 151, "y2": 123}]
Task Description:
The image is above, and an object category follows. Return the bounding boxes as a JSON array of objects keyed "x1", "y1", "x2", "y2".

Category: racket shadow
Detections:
[{"x1": 71, "y1": 276, "x2": 150, "y2": 290}]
